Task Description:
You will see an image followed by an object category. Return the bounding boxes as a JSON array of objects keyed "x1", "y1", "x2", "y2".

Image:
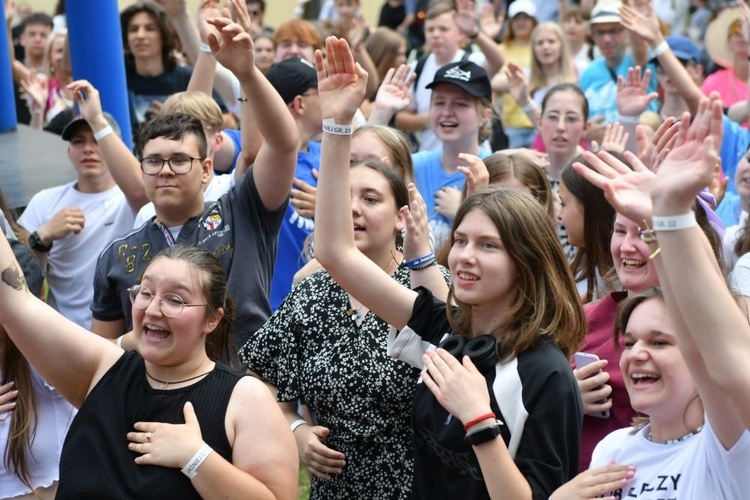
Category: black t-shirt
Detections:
[
  {"x1": 392, "y1": 287, "x2": 583, "y2": 500},
  {"x1": 379, "y1": 3, "x2": 406, "y2": 30}
]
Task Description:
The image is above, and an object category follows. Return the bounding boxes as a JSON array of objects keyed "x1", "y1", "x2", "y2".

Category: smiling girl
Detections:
[
  {"x1": 314, "y1": 36, "x2": 585, "y2": 500},
  {"x1": 0, "y1": 242, "x2": 297, "y2": 499}
]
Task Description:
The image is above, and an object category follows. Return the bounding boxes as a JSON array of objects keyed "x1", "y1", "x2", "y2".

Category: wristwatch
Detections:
[
  {"x1": 29, "y1": 231, "x2": 53, "y2": 253},
  {"x1": 465, "y1": 421, "x2": 503, "y2": 446}
]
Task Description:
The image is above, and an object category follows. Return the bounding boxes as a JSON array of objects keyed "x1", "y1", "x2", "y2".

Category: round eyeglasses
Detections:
[
  {"x1": 128, "y1": 285, "x2": 208, "y2": 317},
  {"x1": 140, "y1": 156, "x2": 203, "y2": 175}
]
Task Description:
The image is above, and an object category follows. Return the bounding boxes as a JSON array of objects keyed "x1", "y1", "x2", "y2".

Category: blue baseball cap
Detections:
[{"x1": 652, "y1": 36, "x2": 700, "y2": 64}]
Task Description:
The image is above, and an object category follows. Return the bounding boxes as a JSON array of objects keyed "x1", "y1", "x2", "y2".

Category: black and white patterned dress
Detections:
[{"x1": 239, "y1": 265, "x2": 449, "y2": 500}]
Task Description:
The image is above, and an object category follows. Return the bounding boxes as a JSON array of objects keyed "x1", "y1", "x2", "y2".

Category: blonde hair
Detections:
[
  {"x1": 162, "y1": 91, "x2": 223, "y2": 135},
  {"x1": 365, "y1": 27, "x2": 406, "y2": 81},
  {"x1": 528, "y1": 22, "x2": 578, "y2": 92},
  {"x1": 352, "y1": 125, "x2": 414, "y2": 184},
  {"x1": 44, "y1": 29, "x2": 68, "y2": 78}
]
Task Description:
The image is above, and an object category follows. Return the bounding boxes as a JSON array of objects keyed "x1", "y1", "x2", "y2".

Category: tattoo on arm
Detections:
[{"x1": 2, "y1": 265, "x2": 27, "y2": 291}]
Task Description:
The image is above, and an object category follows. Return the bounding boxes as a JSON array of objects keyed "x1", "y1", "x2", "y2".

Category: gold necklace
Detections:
[{"x1": 146, "y1": 368, "x2": 213, "y2": 388}]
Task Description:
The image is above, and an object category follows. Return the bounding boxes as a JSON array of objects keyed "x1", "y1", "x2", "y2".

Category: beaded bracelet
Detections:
[{"x1": 411, "y1": 260, "x2": 437, "y2": 271}]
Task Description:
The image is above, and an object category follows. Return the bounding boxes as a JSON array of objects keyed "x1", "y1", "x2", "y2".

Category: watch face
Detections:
[{"x1": 466, "y1": 423, "x2": 502, "y2": 446}]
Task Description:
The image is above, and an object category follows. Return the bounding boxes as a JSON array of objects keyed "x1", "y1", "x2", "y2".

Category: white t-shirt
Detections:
[
  {"x1": 0, "y1": 369, "x2": 76, "y2": 497},
  {"x1": 723, "y1": 211, "x2": 748, "y2": 271},
  {"x1": 133, "y1": 173, "x2": 236, "y2": 228},
  {"x1": 19, "y1": 182, "x2": 135, "y2": 328},
  {"x1": 590, "y1": 420, "x2": 750, "y2": 499},
  {"x1": 409, "y1": 49, "x2": 486, "y2": 153}
]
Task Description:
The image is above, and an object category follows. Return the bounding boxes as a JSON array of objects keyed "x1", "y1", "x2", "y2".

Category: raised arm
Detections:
[
  {"x1": 68, "y1": 80, "x2": 149, "y2": 212},
  {"x1": 314, "y1": 37, "x2": 417, "y2": 331},
  {"x1": 207, "y1": 16, "x2": 297, "y2": 210},
  {"x1": 455, "y1": 0, "x2": 504, "y2": 76},
  {"x1": 0, "y1": 233, "x2": 123, "y2": 408}
]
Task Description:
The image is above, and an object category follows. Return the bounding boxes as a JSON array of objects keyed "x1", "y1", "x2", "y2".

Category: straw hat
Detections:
[{"x1": 705, "y1": 7, "x2": 742, "y2": 69}]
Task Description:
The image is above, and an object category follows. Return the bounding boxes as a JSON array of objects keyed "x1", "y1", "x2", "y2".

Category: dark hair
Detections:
[
  {"x1": 246, "y1": 0, "x2": 266, "y2": 12},
  {"x1": 541, "y1": 83, "x2": 589, "y2": 122},
  {"x1": 447, "y1": 188, "x2": 586, "y2": 359},
  {"x1": 351, "y1": 159, "x2": 409, "y2": 211},
  {"x1": 365, "y1": 27, "x2": 407, "y2": 81},
  {"x1": 147, "y1": 244, "x2": 234, "y2": 361},
  {"x1": 351, "y1": 159, "x2": 408, "y2": 248},
  {"x1": 121, "y1": 1, "x2": 178, "y2": 71},
  {"x1": 21, "y1": 12, "x2": 53, "y2": 31},
  {"x1": 136, "y1": 113, "x2": 207, "y2": 159},
  {"x1": 562, "y1": 153, "x2": 620, "y2": 302}
]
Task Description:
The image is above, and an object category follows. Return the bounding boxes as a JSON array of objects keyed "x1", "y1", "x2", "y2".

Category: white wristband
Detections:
[
  {"x1": 181, "y1": 443, "x2": 213, "y2": 479},
  {"x1": 652, "y1": 40, "x2": 669, "y2": 58},
  {"x1": 617, "y1": 114, "x2": 640, "y2": 124},
  {"x1": 651, "y1": 212, "x2": 697, "y2": 231},
  {"x1": 322, "y1": 118, "x2": 353, "y2": 136},
  {"x1": 116, "y1": 335, "x2": 123, "y2": 348},
  {"x1": 93, "y1": 125, "x2": 113, "y2": 141},
  {"x1": 290, "y1": 419, "x2": 309, "y2": 432},
  {"x1": 199, "y1": 42, "x2": 212, "y2": 54}
]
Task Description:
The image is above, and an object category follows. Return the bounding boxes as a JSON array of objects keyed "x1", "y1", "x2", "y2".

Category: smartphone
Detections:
[{"x1": 574, "y1": 352, "x2": 610, "y2": 419}]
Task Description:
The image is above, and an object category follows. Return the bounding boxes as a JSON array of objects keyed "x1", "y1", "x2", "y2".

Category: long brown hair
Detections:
[
  {"x1": 2, "y1": 243, "x2": 45, "y2": 490},
  {"x1": 561, "y1": 153, "x2": 620, "y2": 302},
  {"x1": 446, "y1": 188, "x2": 585, "y2": 359}
]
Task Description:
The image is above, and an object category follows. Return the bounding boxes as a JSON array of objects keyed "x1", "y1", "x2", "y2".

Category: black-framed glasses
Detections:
[
  {"x1": 140, "y1": 156, "x2": 203, "y2": 175},
  {"x1": 128, "y1": 285, "x2": 208, "y2": 317}
]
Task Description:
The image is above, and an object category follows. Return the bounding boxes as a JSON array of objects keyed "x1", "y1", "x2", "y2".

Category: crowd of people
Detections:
[{"x1": 2, "y1": 0, "x2": 750, "y2": 499}]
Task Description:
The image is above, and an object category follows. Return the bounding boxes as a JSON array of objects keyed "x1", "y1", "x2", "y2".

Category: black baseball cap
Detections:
[
  {"x1": 61, "y1": 112, "x2": 122, "y2": 141},
  {"x1": 266, "y1": 57, "x2": 318, "y2": 104},
  {"x1": 426, "y1": 61, "x2": 492, "y2": 101}
]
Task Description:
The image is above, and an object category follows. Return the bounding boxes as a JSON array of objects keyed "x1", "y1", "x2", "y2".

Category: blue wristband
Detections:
[{"x1": 405, "y1": 253, "x2": 436, "y2": 269}]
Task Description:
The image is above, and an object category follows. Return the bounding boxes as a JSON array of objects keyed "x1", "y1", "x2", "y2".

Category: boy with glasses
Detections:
[{"x1": 91, "y1": 18, "x2": 298, "y2": 359}]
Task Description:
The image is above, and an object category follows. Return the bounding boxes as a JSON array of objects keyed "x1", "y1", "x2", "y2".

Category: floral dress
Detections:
[{"x1": 240, "y1": 265, "x2": 449, "y2": 500}]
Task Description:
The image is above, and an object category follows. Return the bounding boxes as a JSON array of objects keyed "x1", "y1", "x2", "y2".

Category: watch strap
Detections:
[
  {"x1": 465, "y1": 421, "x2": 503, "y2": 446},
  {"x1": 29, "y1": 231, "x2": 53, "y2": 253}
]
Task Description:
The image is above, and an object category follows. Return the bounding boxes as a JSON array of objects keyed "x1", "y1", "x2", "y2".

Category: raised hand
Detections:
[
  {"x1": 374, "y1": 64, "x2": 415, "y2": 114},
  {"x1": 573, "y1": 149, "x2": 655, "y2": 224},
  {"x1": 479, "y1": 3, "x2": 504, "y2": 40},
  {"x1": 315, "y1": 37, "x2": 368, "y2": 124},
  {"x1": 619, "y1": 0, "x2": 661, "y2": 46},
  {"x1": 155, "y1": 0, "x2": 187, "y2": 18},
  {"x1": 67, "y1": 80, "x2": 107, "y2": 127},
  {"x1": 616, "y1": 66, "x2": 659, "y2": 118},
  {"x1": 550, "y1": 464, "x2": 635, "y2": 500},
  {"x1": 455, "y1": 0, "x2": 480, "y2": 39},
  {"x1": 402, "y1": 184, "x2": 432, "y2": 261},
  {"x1": 505, "y1": 62, "x2": 531, "y2": 107},
  {"x1": 225, "y1": 0, "x2": 253, "y2": 35},
  {"x1": 294, "y1": 424, "x2": 346, "y2": 480},
  {"x1": 196, "y1": 0, "x2": 223, "y2": 42},
  {"x1": 591, "y1": 122, "x2": 629, "y2": 154},
  {"x1": 206, "y1": 16, "x2": 255, "y2": 80},
  {"x1": 457, "y1": 153, "x2": 490, "y2": 198},
  {"x1": 127, "y1": 401, "x2": 206, "y2": 469}
]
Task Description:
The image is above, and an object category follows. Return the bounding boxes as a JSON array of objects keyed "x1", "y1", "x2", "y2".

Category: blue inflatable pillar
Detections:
[
  {"x1": 0, "y1": 0, "x2": 18, "y2": 133},
  {"x1": 66, "y1": 0, "x2": 133, "y2": 149}
]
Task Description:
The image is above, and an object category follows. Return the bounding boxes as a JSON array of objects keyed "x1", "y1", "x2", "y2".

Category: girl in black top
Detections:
[{"x1": 313, "y1": 36, "x2": 586, "y2": 500}]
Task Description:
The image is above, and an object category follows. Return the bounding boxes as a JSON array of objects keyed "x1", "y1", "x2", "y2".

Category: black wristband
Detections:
[
  {"x1": 465, "y1": 422, "x2": 503, "y2": 446},
  {"x1": 29, "y1": 231, "x2": 52, "y2": 253}
]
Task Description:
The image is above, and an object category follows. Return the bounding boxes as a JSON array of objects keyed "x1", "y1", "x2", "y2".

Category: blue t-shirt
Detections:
[
  {"x1": 220, "y1": 128, "x2": 242, "y2": 174},
  {"x1": 269, "y1": 141, "x2": 320, "y2": 310},
  {"x1": 719, "y1": 115, "x2": 750, "y2": 196},
  {"x1": 413, "y1": 150, "x2": 489, "y2": 248},
  {"x1": 717, "y1": 191, "x2": 742, "y2": 228},
  {"x1": 579, "y1": 55, "x2": 658, "y2": 124}
]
